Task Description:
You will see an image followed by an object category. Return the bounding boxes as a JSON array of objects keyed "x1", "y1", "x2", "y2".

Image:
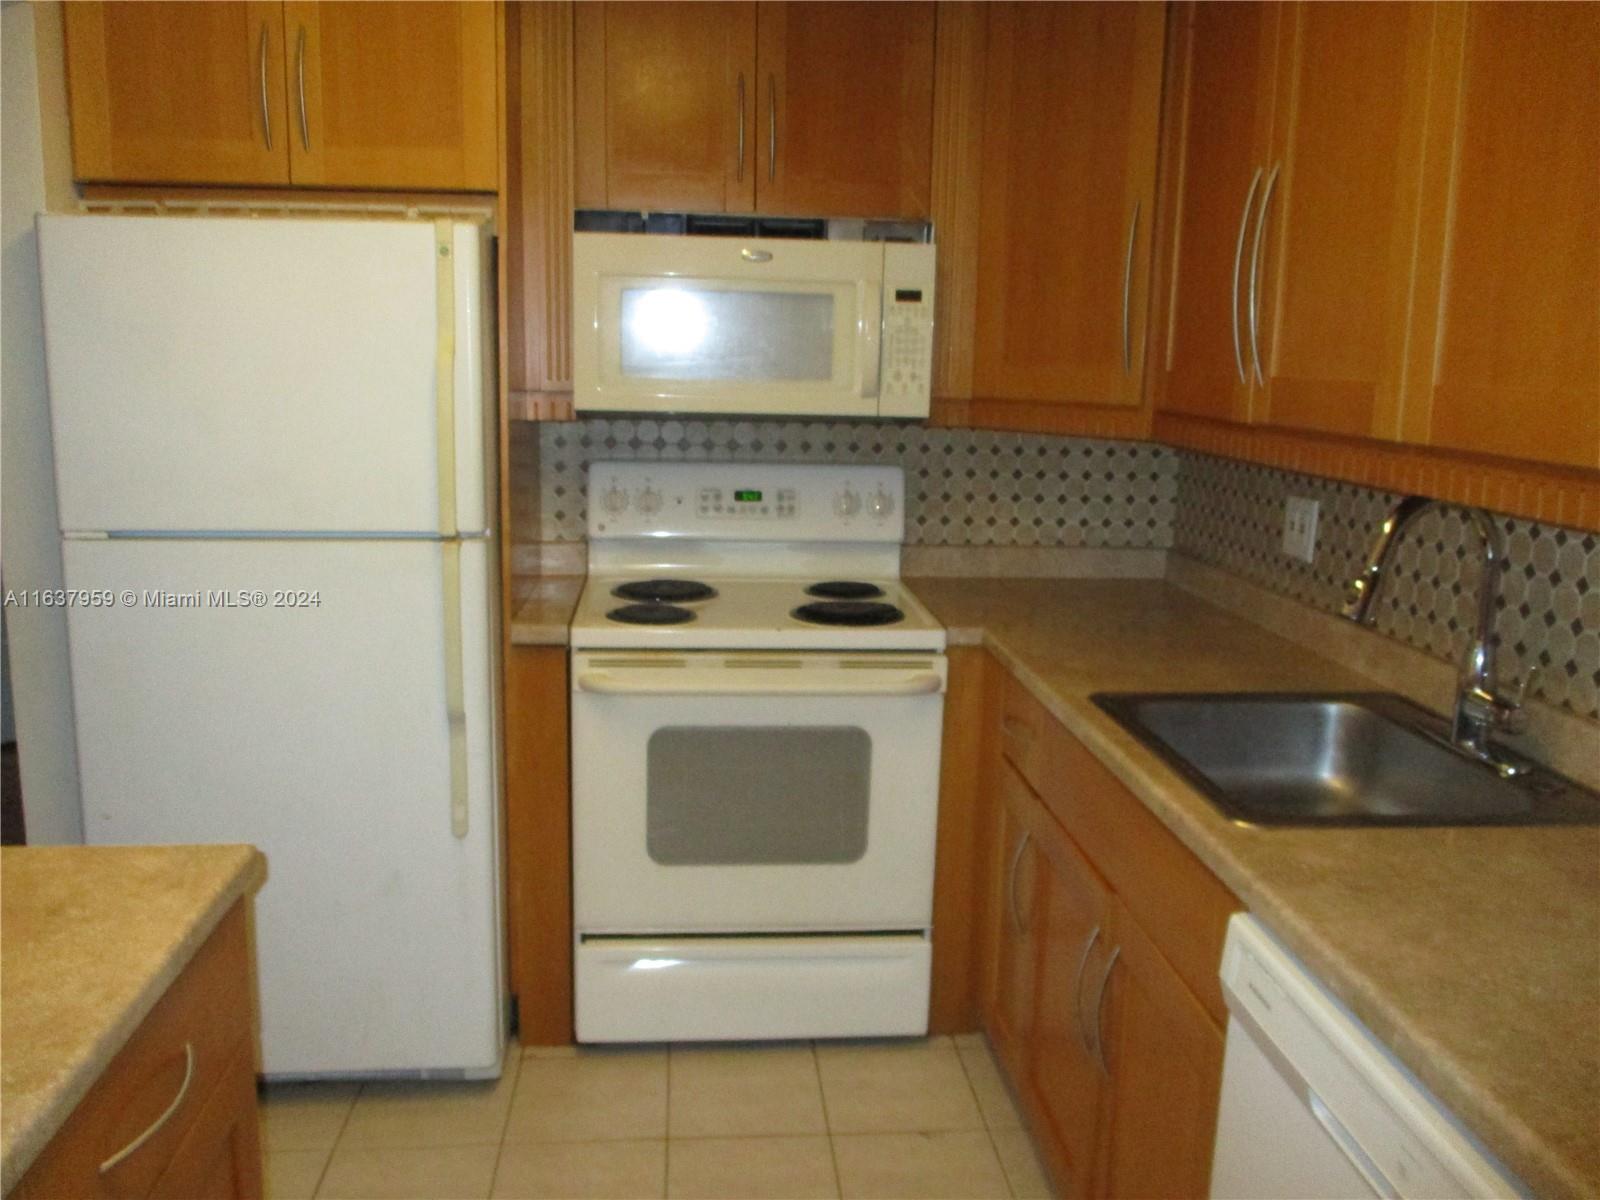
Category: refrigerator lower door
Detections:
[{"x1": 63, "y1": 537, "x2": 503, "y2": 1077}]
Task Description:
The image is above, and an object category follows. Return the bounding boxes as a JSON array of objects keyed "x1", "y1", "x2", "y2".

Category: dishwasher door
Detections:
[{"x1": 1209, "y1": 915, "x2": 1524, "y2": 1200}]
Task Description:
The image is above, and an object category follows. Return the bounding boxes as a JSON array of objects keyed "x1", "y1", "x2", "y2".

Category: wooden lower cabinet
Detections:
[
  {"x1": 14, "y1": 902, "x2": 262, "y2": 1200},
  {"x1": 982, "y1": 674, "x2": 1239, "y2": 1199}
]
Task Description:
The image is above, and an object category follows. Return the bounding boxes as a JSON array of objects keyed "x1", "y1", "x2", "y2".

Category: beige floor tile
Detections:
[
  {"x1": 504, "y1": 1048, "x2": 669, "y2": 1142},
  {"x1": 316, "y1": 1143, "x2": 498, "y2": 1200},
  {"x1": 669, "y1": 1044, "x2": 826, "y2": 1137},
  {"x1": 260, "y1": 1081, "x2": 360, "y2": 1151},
  {"x1": 266, "y1": 1148, "x2": 331, "y2": 1200},
  {"x1": 990, "y1": 1128, "x2": 1055, "y2": 1199},
  {"x1": 492, "y1": 1139, "x2": 666, "y2": 1199},
  {"x1": 816, "y1": 1040, "x2": 984, "y2": 1134},
  {"x1": 667, "y1": 1135, "x2": 839, "y2": 1199},
  {"x1": 831, "y1": 1131, "x2": 1010, "y2": 1200},
  {"x1": 340, "y1": 1053, "x2": 521, "y2": 1148},
  {"x1": 953, "y1": 1036, "x2": 1023, "y2": 1132}
]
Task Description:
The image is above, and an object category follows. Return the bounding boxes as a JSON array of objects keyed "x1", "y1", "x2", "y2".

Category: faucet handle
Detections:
[
  {"x1": 1506, "y1": 662, "x2": 1541, "y2": 708},
  {"x1": 1495, "y1": 663, "x2": 1540, "y2": 735}
]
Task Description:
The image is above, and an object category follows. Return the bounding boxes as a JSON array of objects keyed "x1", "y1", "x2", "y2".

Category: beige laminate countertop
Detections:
[
  {"x1": 509, "y1": 575, "x2": 584, "y2": 646},
  {"x1": 1, "y1": 843, "x2": 265, "y2": 1194},
  {"x1": 906, "y1": 577, "x2": 1600, "y2": 1200}
]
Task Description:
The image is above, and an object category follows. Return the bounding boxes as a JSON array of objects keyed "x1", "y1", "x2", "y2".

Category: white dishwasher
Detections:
[{"x1": 1210, "y1": 915, "x2": 1525, "y2": 1200}]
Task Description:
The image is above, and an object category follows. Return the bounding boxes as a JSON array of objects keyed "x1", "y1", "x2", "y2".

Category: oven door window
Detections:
[{"x1": 646, "y1": 726, "x2": 870, "y2": 865}]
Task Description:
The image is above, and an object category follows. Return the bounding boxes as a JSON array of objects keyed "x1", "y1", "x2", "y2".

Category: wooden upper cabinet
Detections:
[
  {"x1": 1156, "y1": 1, "x2": 1277, "y2": 423},
  {"x1": 284, "y1": 2, "x2": 498, "y2": 190},
  {"x1": 573, "y1": 2, "x2": 757, "y2": 212},
  {"x1": 755, "y1": 2, "x2": 935, "y2": 219},
  {"x1": 64, "y1": 1, "x2": 496, "y2": 191},
  {"x1": 64, "y1": 2, "x2": 291, "y2": 186},
  {"x1": 1252, "y1": 2, "x2": 1435, "y2": 440},
  {"x1": 971, "y1": 2, "x2": 1164, "y2": 409},
  {"x1": 573, "y1": 1, "x2": 934, "y2": 218},
  {"x1": 1402, "y1": 2, "x2": 1600, "y2": 470}
]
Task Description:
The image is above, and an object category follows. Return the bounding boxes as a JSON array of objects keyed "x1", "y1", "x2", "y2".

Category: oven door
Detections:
[
  {"x1": 570, "y1": 651, "x2": 946, "y2": 933},
  {"x1": 572, "y1": 233, "x2": 884, "y2": 417}
]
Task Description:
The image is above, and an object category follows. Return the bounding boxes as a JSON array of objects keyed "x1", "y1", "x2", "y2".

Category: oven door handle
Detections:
[{"x1": 576, "y1": 670, "x2": 944, "y2": 697}]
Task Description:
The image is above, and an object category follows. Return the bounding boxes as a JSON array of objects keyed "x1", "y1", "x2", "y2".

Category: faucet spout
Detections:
[{"x1": 1343, "y1": 496, "x2": 1525, "y2": 774}]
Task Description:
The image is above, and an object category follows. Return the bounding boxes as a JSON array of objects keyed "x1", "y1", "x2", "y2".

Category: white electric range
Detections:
[{"x1": 570, "y1": 461, "x2": 947, "y2": 1042}]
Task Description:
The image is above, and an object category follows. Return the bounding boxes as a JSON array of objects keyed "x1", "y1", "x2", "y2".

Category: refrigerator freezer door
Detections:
[
  {"x1": 37, "y1": 214, "x2": 488, "y2": 535},
  {"x1": 63, "y1": 537, "x2": 502, "y2": 1076}
]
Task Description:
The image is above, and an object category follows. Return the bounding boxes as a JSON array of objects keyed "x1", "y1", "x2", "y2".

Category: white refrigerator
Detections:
[{"x1": 36, "y1": 213, "x2": 505, "y2": 1079}]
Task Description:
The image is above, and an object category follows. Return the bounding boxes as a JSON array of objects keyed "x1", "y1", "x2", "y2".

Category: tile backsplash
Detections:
[
  {"x1": 507, "y1": 420, "x2": 1598, "y2": 721},
  {"x1": 1174, "y1": 452, "x2": 1600, "y2": 720},
  {"x1": 516, "y1": 418, "x2": 1177, "y2": 549}
]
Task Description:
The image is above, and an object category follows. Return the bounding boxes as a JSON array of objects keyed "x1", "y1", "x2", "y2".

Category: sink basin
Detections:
[{"x1": 1091, "y1": 692, "x2": 1599, "y2": 827}]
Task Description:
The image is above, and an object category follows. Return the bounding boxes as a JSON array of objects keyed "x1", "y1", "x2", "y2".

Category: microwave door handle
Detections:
[{"x1": 860, "y1": 283, "x2": 884, "y2": 399}]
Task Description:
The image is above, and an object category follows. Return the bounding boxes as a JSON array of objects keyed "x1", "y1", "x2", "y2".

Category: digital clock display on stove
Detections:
[{"x1": 734, "y1": 490, "x2": 762, "y2": 502}]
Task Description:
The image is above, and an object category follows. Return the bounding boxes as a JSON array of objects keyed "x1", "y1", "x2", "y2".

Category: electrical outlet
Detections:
[{"x1": 1282, "y1": 496, "x2": 1319, "y2": 563}]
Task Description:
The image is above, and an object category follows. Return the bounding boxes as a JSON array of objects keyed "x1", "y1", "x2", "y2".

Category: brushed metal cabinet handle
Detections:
[
  {"x1": 767, "y1": 74, "x2": 776, "y2": 184},
  {"x1": 1231, "y1": 167, "x2": 1264, "y2": 385},
  {"x1": 296, "y1": 25, "x2": 310, "y2": 151},
  {"x1": 1248, "y1": 162, "x2": 1281, "y2": 388},
  {"x1": 99, "y1": 1043, "x2": 195, "y2": 1174},
  {"x1": 258, "y1": 23, "x2": 272, "y2": 150},
  {"x1": 1006, "y1": 831, "x2": 1032, "y2": 933},
  {"x1": 1090, "y1": 945, "x2": 1121, "y2": 1076},
  {"x1": 736, "y1": 74, "x2": 746, "y2": 182},
  {"x1": 1071, "y1": 925, "x2": 1102, "y2": 1056},
  {"x1": 1121, "y1": 200, "x2": 1141, "y2": 374}
]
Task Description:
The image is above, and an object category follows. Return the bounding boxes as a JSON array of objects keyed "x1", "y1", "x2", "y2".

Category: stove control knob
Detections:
[
  {"x1": 636, "y1": 487, "x2": 663, "y2": 515},
  {"x1": 834, "y1": 488, "x2": 862, "y2": 518},
  {"x1": 601, "y1": 485, "x2": 629, "y2": 516},
  {"x1": 869, "y1": 488, "x2": 896, "y2": 519}
]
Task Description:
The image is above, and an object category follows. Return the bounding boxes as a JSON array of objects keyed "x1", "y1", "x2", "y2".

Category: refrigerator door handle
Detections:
[{"x1": 435, "y1": 220, "x2": 469, "y2": 839}]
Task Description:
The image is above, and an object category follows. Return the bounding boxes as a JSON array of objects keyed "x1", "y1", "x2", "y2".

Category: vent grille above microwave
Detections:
[{"x1": 575, "y1": 210, "x2": 931, "y2": 244}]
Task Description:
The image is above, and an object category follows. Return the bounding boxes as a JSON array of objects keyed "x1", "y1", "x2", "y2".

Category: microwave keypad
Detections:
[{"x1": 884, "y1": 306, "x2": 932, "y2": 402}]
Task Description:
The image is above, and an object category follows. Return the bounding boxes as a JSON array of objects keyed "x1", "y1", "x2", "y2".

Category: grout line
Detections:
[
  {"x1": 813, "y1": 1040, "x2": 846, "y2": 1199},
  {"x1": 486, "y1": 1044, "x2": 524, "y2": 1199},
  {"x1": 308, "y1": 1084, "x2": 360, "y2": 1200}
]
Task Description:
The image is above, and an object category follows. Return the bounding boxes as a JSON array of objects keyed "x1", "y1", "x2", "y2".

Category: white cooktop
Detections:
[
  {"x1": 575, "y1": 462, "x2": 945, "y2": 651},
  {"x1": 570, "y1": 574, "x2": 946, "y2": 651}
]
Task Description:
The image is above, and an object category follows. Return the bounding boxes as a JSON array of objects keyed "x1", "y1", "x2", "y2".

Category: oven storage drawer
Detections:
[{"x1": 575, "y1": 934, "x2": 932, "y2": 1042}]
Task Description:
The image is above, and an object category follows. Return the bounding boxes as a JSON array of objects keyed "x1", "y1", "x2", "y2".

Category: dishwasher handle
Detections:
[{"x1": 576, "y1": 670, "x2": 944, "y2": 697}]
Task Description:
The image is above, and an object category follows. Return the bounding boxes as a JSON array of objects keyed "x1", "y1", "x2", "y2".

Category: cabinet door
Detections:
[
  {"x1": 1156, "y1": 2, "x2": 1277, "y2": 422},
  {"x1": 283, "y1": 1, "x2": 497, "y2": 190},
  {"x1": 1027, "y1": 816, "x2": 1113, "y2": 1200},
  {"x1": 64, "y1": 1, "x2": 290, "y2": 186},
  {"x1": 971, "y1": 2, "x2": 1165, "y2": 408},
  {"x1": 754, "y1": 2, "x2": 935, "y2": 219},
  {"x1": 1252, "y1": 2, "x2": 1436, "y2": 439},
  {"x1": 1402, "y1": 3, "x2": 1600, "y2": 469},
  {"x1": 986, "y1": 765, "x2": 1041, "y2": 1078},
  {"x1": 574, "y1": 3, "x2": 757, "y2": 212},
  {"x1": 1095, "y1": 903, "x2": 1226, "y2": 1200}
]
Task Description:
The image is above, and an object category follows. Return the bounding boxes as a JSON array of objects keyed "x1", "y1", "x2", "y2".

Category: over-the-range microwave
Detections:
[{"x1": 572, "y1": 217, "x2": 935, "y2": 419}]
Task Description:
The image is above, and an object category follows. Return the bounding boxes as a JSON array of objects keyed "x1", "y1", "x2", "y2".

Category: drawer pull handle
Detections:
[{"x1": 99, "y1": 1042, "x2": 195, "y2": 1174}]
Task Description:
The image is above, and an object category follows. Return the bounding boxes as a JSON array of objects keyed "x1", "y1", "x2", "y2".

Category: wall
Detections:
[
  {"x1": 508, "y1": 419, "x2": 1599, "y2": 723},
  {"x1": 1, "y1": 0, "x2": 83, "y2": 841}
]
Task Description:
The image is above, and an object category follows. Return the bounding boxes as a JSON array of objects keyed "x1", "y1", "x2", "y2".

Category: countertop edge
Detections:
[
  {"x1": 909, "y1": 581, "x2": 1592, "y2": 1200},
  {"x1": 1, "y1": 846, "x2": 266, "y2": 1195}
]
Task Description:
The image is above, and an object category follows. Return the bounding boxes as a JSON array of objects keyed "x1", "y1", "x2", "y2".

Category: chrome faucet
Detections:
[{"x1": 1343, "y1": 495, "x2": 1536, "y2": 776}]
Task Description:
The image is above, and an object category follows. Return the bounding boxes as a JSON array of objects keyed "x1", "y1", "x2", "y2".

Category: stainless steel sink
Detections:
[{"x1": 1091, "y1": 692, "x2": 1599, "y2": 827}]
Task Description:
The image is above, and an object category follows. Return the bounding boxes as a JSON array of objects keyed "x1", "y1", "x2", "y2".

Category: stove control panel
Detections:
[{"x1": 589, "y1": 462, "x2": 906, "y2": 543}]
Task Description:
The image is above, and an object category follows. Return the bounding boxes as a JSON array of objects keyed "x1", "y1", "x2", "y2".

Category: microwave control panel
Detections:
[{"x1": 880, "y1": 243, "x2": 937, "y2": 418}]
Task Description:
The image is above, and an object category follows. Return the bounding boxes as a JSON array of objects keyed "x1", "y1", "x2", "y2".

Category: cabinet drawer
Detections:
[
  {"x1": 998, "y1": 673, "x2": 1053, "y2": 788},
  {"x1": 16, "y1": 902, "x2": 255, "y2": 1199}
]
